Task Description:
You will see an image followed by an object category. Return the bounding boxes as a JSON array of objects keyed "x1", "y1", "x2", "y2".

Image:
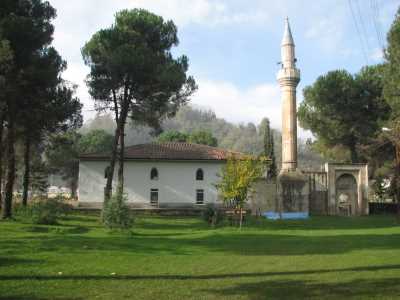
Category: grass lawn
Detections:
[{"x1": 1, "y1": 213, "x2": 400, "y2": 300}]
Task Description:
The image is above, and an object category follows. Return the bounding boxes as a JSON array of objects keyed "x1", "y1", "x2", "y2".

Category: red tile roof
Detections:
[{"x1": 80, "y1": 142, "x2": 243, "y2": 161}]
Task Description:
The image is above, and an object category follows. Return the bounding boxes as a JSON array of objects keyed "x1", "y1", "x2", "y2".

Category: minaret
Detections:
[{"x1": 277, "y1": 18, "x2": 300, "y2": 171}]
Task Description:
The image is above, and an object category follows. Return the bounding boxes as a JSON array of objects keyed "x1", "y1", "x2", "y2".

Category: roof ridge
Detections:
[{"x1": 80, "y1": 142, "x2": 245, "y2": 160}]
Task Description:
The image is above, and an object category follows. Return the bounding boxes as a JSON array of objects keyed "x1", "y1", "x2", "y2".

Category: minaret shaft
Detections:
[
  {"x1": 281, "y1": 85, "x2": 298, "y2": 170},
  {"x1": 277, "y1": 18, "x2": 300, "y2": 172}
]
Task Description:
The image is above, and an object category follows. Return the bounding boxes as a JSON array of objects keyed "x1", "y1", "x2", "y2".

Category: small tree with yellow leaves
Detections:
[{"x1": 216, "y1": 155, "x2": 268, "y2": 228}]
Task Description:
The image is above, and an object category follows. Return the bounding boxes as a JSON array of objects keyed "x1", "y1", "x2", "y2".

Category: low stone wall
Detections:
[
  {"x1": 77, "y1": 201, "x2": 209, "y2": 216},
  {"x1": 249, "y1": 180, "x2": 277, "y2": 215},
  {"x1": 309, "y1": 191, "x2": 328, "y2": 215}
]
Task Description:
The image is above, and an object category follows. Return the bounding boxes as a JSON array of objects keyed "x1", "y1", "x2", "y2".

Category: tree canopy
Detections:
[
  {"x1": 46, "y1": 129, "x2": 114, "y2": 198},
  {"x1": 384, "y1": 7, "x2": 400, "y2": 119},
  {"x1": 188, "y1": 130, "x2": 218, "y2": 147},
  {"x1": 79, "y1": 129, "x2": 114, "y2": 154},
  {"x1": 82, "y1": 9, "x2": 197, "y2": 204},
  {"x1": 216, "y1": 154, "x2": 267, "y2": 226},
  {"x1": 157, "y1": 130, "x2": 189, "y2": 143},
  {"x1": 0, "y1": 0, "x2": 82, "y2": 217},
  {"x1": 156, "y1": 129, "x2": 218, "y2": 146},
  {"x1": 298, "y1": 66, "x2": 391, "y2": 163}
]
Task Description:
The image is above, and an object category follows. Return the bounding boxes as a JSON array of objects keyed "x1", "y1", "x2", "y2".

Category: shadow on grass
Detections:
[
  {"x1": 0, "y1": 296, "x2": 83, "y2": 300},
  {"x1": 2, "y1": 231, "x2": 400, "y2": 256},
  {"x1": 136, "y1": 217, "x2": 207, "y2": 231},
  {"x1": 204, "y1": 277, "x2": 400, "y2": 300},
  {"x1": 244, "y1": 215, "x2": 400, "y2": 231},
  {"x1": 60, "y1": 213, "x2": 100, "y2": 222},
  {"x1": 22, "y1": 225, "x2": 89, "y2": 235},
  {"x1": 0, "y1": 257, "x2": 44, "y2": 267},
  {"x1": 0, "y1": 264, "x2": 399, "y2": 281}
]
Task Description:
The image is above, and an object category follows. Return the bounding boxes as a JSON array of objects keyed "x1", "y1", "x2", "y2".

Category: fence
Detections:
[
  {"x1": 369, "y1": 202, "x2": 399, "y2": 214},
  {"x1": 304, "y1": 171, "x2": 328, "y2": 215}
]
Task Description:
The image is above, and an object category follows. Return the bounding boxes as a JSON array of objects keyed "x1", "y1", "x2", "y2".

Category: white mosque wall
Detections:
[{"x1": 78, "y1": 160, "x2": 224, "y2": 208}]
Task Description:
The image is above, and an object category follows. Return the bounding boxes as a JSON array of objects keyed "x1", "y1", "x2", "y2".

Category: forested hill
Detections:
[{"x1": 81, "y1": 105, "x2": 323, "y2": 169}]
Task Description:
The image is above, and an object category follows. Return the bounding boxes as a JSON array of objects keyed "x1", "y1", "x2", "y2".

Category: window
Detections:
[
  {"x1": 196, "y1": 168, "x2": 204, "y2": 181},
  {"x1": 196, "y1": 189, "x2": 204, "y2": 205},
  {"x1": 150, "y1": 168, "x2": 158, "y2": 180},
  {"x1": 150, "y1": 189, "x2": 158, "y2": 206}
]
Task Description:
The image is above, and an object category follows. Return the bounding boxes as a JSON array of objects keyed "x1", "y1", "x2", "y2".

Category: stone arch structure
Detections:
[
  {"x1": 335, "y1": 173, "x2": 358, "y2": 215},
  {"x1": 325, "y1": 163, "x2": 368, "y2": 215}
]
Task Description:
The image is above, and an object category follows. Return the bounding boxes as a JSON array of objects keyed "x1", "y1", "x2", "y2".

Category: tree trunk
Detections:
[
  {"x1": 104, "y1": 101, "x2": 129, "y2": 204},
  {"x1": 70, "y1": 176, "x2": 78, "y2": 199},
  {"x1": 104, "y1": 126, "x2": 119, "y2": 203},
  {"x1": 22, "y1": 135, "x2": 31, "y2": 206},
  {"x1": 117, "y1": 120, "x2": 125, "y2": 197},
  {"x1": 0, "y1": 114, "x2": 4, "y2": 210},
  {"x1": 2, "y1": 115, "x2": 15, "y2": 219},
  {"x1": 395, "y1": 144, "x2": 400, "y2": 221},
  {"x1": 239, "y1": 207, "x2": 243, "y2": 230},
  {"x1": 349, "y1": 139, "x2": 358, "y2": 163}
]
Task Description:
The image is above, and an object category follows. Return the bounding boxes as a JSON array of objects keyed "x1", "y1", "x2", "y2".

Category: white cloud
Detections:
[
  {"x1": 48, "y1": 0, "x2": 275, "y2": 122},
  {"x1": 370, "y1": 47, "x2": 384, "y2": 62},
  {"x1": 61, "y1": 62, "x2": 96, "y2": 120},
  {"x1": 304, "y1": 16, "x2": 353, "y2": 56},
  {"x1": 46, "y1": 0, "x2": 337, "y2": 140},
  {"x1": 192, "y1": 79, "x2": 280, "y2": 127},
  {"x1": 50, "y1": 0, "x2": 271, "y2": 30},
  {"x1": 191, "y1": 79, "x2": 312, "y2": 138},
  {"x1": 126, "y1": 0, "x2": 271, "y2": 27}
]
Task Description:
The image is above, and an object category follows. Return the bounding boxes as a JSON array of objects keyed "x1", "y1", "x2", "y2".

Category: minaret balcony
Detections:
[{"x1": 276, "y1": 67, "x2": 300, "y2": 82}]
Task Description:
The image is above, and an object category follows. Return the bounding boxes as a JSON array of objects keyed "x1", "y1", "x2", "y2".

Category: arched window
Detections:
[
  {"x1": 196, "y1": 168, "x2": 204, "y2": 181},
  {"x1": 150, "y1": 168, "x2": 158, "y2": 180}
]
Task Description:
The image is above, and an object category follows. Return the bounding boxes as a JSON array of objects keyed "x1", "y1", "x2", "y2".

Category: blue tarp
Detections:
[{"x1": 263, "y1": 211, "x2": 309, "y2": 220}]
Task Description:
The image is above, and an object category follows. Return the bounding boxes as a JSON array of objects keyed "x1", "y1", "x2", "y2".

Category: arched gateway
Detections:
[{"x1": 336, "y1": 174, "x2": 358, "y2": 216}]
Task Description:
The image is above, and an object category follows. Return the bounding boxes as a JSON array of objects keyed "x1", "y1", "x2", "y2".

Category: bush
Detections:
[
  {"x1": 202, "y1": 204, "x2": 224, "y2": 227},
  {"x1": 14, "y1": 197, "x2": 72, "y2": 225},
  {"x1": 103, "y1": 192, "x2": 133, "y2": 230}
]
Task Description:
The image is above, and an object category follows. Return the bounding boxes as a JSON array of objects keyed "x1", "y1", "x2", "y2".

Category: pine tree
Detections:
[
  {"x1": 260, "y1": 118, "x2": 277, "y2": 180},
  {"x1": 82, "y1": 9, "x2": 197, "y2": 207}
]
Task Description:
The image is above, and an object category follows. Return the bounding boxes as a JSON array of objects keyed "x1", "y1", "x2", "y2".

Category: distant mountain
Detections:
[{"x1": 81, "y1": 105, "x2": 323, "y2": 169}]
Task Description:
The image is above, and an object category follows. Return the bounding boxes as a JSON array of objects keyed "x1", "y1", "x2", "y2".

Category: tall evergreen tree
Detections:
[
  {"x1": 20, "y1": 49, "x2": 82, "y2": 206},
  {"x1": 0, "y1": 0, "x2": 82, "y2": 216},
  {"x1": 383, "y1": 8, "x2": 400, "y2": 207},
  {"x1": 384, "y1": 7, "x2": 400, "y2": 119},
  {"x1": 0, "y1": 0, "x2": 58, "y2": 218},
  {"x1": 82, "y1": 9, "x2": 197, "y2": 206},
  {"x1": 0, "y1": 39, "x2": 13, "y2": 209},
  {"x1": 259, "y1": 118, "x2": 277, "y2": 179}
]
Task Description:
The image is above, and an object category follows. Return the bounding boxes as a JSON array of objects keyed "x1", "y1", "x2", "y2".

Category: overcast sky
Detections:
[{"x1": 48, "y1": 0, "x2": 400, "y2": 137}]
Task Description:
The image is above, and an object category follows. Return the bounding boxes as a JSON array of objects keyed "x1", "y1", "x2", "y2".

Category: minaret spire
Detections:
[
  {"x1": 277, "y1": 18, "x2": 300, "y2": 171},
  {"x1": 282, "y1": 17, "x2": 294, "y2": 46},
  {"x1": 281, "y1": 17, "x2": 296, "y2": 69}
]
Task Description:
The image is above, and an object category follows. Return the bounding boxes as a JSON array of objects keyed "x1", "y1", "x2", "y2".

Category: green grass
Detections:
[{"x1": 1, "y1": 213, "x2": 400, "y2": 300}]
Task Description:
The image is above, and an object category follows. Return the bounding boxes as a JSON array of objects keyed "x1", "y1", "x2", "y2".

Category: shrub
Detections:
[
  {"x1": 103, "y1": 192, "x2": 133, "y2": 230},
  {"x1": 202, "y1": 204, "x2": 224, "y2": 227},
  {"x1": 14, "y1": 197, "x2": 72, "y2": 225},
  {"x1": 13, "y1": 203, "x2": 32, "y2": 219}
]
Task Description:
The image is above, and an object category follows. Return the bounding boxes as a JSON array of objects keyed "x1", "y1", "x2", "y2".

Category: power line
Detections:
[
  {"x1": 373, "y1": 0, "x2": 386, "y2": 49},
  {"x1": 370, "y1": 0, "x2": 381, "y2": 48},
  {"x1": 348, "y1": 0, "x2": 369, "y2": 64},
  {"x1": 355, "y1": 0, "x2": 373, "y2": 53}
]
